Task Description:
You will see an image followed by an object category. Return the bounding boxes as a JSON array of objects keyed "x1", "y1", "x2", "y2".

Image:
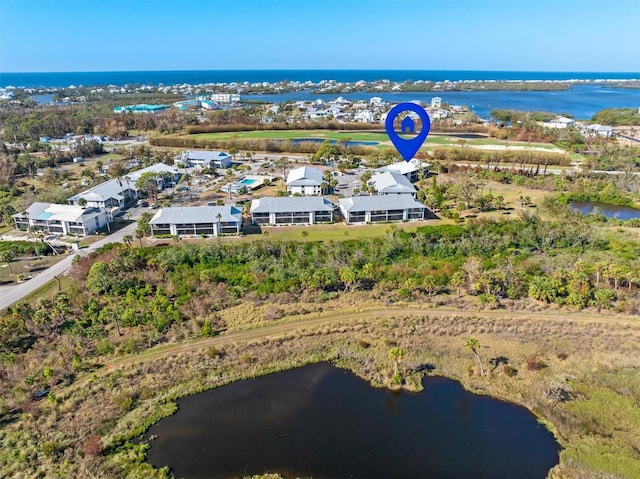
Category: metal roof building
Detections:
[
  {"x1": 286, "y1": 166, "x2": 324, "y2": 196},
  {"x1": 67, "y1": 178, "x2": 137, "y2": 210},
  {"x1": 370, "y1": 171, "x2": 417, "y2": 195},
  {"x1": 250, "y1": 196, "x2": 334, "y2": 225},
  {"x1": 339, "y1": 195, "x2": 428, "y2": 224},
  {"x1": 13, "y1": 202, "x2": 111, "y2": 236},
  {"x1": 377, "y1": 159, "x2": 430, "y2": 183},
  {"x1": 150, "y1": 206, "x2": 243, "y2": 237}
]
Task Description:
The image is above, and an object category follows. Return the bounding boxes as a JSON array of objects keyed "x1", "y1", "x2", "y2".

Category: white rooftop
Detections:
[
  {"x1": 128, "y1": 163, "x2": 180, "y2": 182},
  {"x1": 181, "y1": 150, "x2": 230, "y2": 161},
  {"x1": 339, "y1": 195, "x2": 426, "y2": 212},
  {"x1": 150, "y1": 206, "x2": 242, "y2": 224},
  {"x1": 370, "y1": 172, "x2": 416, "y2": 195},
  {"x1": 379, "y1": 158, "x2": 430, "y2": 176},
  {"x1": 251, "y1": 196, "x2": 334, "y2": 213},
  {"x1": 286, "y1": 166, "x2": 324, "y2": 186},
  {"x1": 68, "y1": 178, "x2": 131, "y2": 203},
  {"x1": 16, "y1": 202, "x2": 104, "y2": 223}
]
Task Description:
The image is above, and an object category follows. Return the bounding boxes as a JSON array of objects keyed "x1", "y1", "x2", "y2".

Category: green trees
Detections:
[
  {"x1": 135, "y1": 213, "x2": 153, "y2": 247},
  {"x1": 135, "y1": 172, "x2": 161, "y2": 201}
]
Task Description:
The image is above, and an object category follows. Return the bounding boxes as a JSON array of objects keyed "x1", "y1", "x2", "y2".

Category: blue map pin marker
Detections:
[{"x1": 385, "y1": 102, "x2": 431, "y2": 162}]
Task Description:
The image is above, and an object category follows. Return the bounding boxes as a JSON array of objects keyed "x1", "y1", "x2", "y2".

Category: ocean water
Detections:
[
  {"x1": 1, "y1": 70, "x2": 639, "y2": 88},
  {"x1": 250, "y1": 84, "x2": 640, "y2": 120}
]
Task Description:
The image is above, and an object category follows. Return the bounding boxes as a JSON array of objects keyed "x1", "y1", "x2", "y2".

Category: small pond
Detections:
[
  {"x1": 145, "y1": 363, "x2": 559, "y2": 479},
  {"x1": 570, "y1": 200, "x2": 640, "y2": 220}
]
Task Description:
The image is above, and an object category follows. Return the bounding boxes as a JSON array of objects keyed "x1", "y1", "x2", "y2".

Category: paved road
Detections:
[{"x1": 0, "y1": 221, "x2": 138, "y2": 312}]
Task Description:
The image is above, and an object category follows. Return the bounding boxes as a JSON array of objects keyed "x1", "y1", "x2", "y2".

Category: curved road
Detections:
[{"x1": 0, "y1": 221, "x2": 138, "y2": 312}]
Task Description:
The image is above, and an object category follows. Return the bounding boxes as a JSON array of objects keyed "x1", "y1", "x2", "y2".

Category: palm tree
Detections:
[
  {"x1": 388, "y1": 347, "x2": 404, "y2": 377},
  {"x1": 135, "y1": 229, "x2": 145, "y2": 248},
  {"x1": 465, "y1": 338, "x2": 484, "y2": 376},
  {"x1": 216, "y1": 212, "x2": 223, "y2": 236},
  {"x1": 122, "y1": 235, "x2": 133, "y2": 247},
  {"x1": 0, "y1": 249, "x2": 15, "y2": 275}
]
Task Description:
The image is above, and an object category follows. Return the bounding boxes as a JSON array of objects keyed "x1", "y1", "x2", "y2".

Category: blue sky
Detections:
[{"x1": 1, "y1": 0, "x2": 639, "y2": 72}]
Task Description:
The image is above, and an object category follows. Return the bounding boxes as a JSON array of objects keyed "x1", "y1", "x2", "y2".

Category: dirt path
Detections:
[{"x1": 94, "y1": 306, "x2": 640, "y2": 374}]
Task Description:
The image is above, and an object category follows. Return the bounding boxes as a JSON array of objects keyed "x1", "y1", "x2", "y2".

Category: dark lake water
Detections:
[
  {"x1": 145, "y1": 363, "x2": 559, "y2": 479},
  {"x1": 570, "y1": 200, "x2": 640, "y2": 219}
]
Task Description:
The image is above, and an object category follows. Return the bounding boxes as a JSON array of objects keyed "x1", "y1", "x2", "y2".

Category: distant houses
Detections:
[
  {"x1": 149, "y1": 206, "x2": 243, "y2": 237},
  {"x1": 250, "y1": 197, "x2": 334, "y2": 225},
  {"x1": 13, "y1": 203, "x2": 111, "y2": 236},
  {"x1": 286, "y1": 166, "x2": 324, "y2": 196}
]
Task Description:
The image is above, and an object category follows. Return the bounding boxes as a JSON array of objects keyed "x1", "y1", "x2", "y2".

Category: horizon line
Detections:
[{"x1": 2, "y1": 68, "x2": 639, "y2": 75}]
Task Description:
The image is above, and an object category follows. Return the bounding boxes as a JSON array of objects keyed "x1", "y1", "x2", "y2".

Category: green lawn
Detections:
[
  {"x1": 185, "y1": 130, "x2": 564, "y2": 152},
  {"x1": 258, "y1": 219, "x2": 449, "y2": 242}
]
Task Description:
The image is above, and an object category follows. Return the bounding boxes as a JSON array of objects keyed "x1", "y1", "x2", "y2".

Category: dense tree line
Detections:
[{"x1": 592, "y1": 108, "x2": 640, "y2": 126}]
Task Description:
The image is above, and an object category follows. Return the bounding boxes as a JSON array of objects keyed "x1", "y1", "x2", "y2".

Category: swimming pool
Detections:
[{"x1": 239, "y1": 178, "x2": 257, "y2": 185}]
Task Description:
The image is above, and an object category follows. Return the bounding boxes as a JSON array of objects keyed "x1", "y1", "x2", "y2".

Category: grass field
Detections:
[{"x1": 184, "y1": 129, "x2": 565, "y2": 152}]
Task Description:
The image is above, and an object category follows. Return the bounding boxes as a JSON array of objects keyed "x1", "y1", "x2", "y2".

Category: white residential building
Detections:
[
  {"x1": 354, "y1": 110, "x2": 376, "y2": 123},
  {"x1": 542, "y1": 116, "x2": 575, "y2": 129},
  {"x1": 67, "y1": 178, "x2": 137, "y2": 209},
  {"x1": 585, "y1": 124, "x2": 614, "y2": 137},
  {"x1": 149, "y1": 206, "x2": 243, "y2": 237},
  {"x1": 377, "y1": 159, "x2": 430, "y2": 183},
  {"x1": 286, "y1": 166, "x2": 325, "y2": 196},
  {"x1": 176, "y1": 150, "x2": 232, "y2": 169},
  {"x1": 431, "y1": 97, "x2": 442, "y2": 108},
  {"x1": 370, "y1": 172, "x2": 417, "y2": 195},
  {"x1": 13, "y1": 203, "x2": 112, "y2": 236},
  {"x1": 339, "y1": 195, "x2": 428, "y2": 224},
  {"x1": 250, "y1": 197, "x2": 334, "y2": 225}
]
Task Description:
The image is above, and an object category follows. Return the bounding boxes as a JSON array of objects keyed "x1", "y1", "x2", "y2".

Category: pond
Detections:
[
  {"x1": 145, "y1": 363, "x2": 559, "y2": 479},
  {"x1": 570, "y1": 200, "x2": 640, "y2": 220}
]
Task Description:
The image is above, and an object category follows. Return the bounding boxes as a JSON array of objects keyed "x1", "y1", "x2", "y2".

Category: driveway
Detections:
[{"x1": 0, "y1": 221, "x2": 138, "y2": 312}]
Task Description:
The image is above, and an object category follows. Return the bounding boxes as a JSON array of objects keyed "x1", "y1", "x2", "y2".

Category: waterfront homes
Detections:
[
  {"x1": 370, "y1": 171, "x2": 417, "y2": 195},
  {"x1": 250, "y1": 197, "x2": 334, "y2": 225},
  {"x1": 286, "y1": 166, "x2": 324, "y2": 196},
  {"x1": 149, "y1": 206, "x2": 243, "y2": 237},
  {"x1": 13, "y1": 202, "x2": 111, "y2": 236},
  {"x1": 542, "y1": 116, "x2": 575, "y2": 129},
  {"x1": 176, "y1": 150, "x2": 232, "y2": 169},
  {"x1": 339, "y1": 195, "x2": 428, "y2": 224},
  {"x1": 377, "y1": 159, "x2": 430, "y2": 183},
  {"x1": 67, "y1": 178, "x2": 137, "y2": 209}
]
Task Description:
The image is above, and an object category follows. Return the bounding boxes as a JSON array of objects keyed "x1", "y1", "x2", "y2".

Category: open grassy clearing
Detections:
[{"x1": 182, "y1": 129, "x2": 565, "y2": 152}]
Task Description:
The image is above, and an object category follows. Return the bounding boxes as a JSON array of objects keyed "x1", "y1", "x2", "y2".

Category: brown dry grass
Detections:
[{"x1": 2, "y1": 302, "x2": 640, "y2": 478}]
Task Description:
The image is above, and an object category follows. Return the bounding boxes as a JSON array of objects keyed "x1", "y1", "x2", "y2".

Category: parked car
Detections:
[{"x1": 137, "y1": 199, "x2": 149, "y2": 207}]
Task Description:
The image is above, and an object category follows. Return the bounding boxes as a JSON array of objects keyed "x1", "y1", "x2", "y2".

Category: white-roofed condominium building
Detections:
[
  {"x1": 149, "y1": 206, "x2": 243, "y2": 237},
  {"x1": 13, "y1": 202, "x2": 112, "y2": 236},
  {"x1": 286, "y1": 166, "x2": 324, "y2": 196},
  {"x1": 339, "y1": 195, "x2": 428, "y2": 224},
  {"x1": 250, "y1": 197, "x2": 334, "y2": 225}
]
